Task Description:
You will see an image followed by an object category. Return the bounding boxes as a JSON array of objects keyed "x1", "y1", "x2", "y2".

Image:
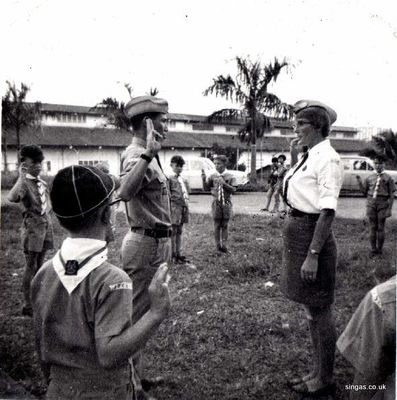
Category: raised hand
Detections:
[
  {"x1": 146, "y1": 118, "x2": 163, "y2": 156},
  {"x1": 148, "y1": 263, "x2": 171, "y2": 318}
]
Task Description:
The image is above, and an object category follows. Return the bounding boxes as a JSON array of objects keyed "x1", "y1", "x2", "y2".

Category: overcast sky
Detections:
[{"x1": 1, "y1": 0, "x2": 396, "y2": 130}]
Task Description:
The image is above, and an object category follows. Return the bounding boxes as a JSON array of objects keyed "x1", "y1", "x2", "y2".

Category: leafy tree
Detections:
[
  {"x1": 360, "y1": 130, "x2": 397, "y2": 168},
  {"x1": 204, "y1": 56, "x2": 292, "y2": 183},
  {"x1": 2, "y1": 81, "x2": 41, "y2": 168}
]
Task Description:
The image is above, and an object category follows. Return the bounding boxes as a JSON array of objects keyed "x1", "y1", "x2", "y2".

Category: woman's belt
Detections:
[
  {"x1": 289, "y1": 208, "x2": 320, "y2": 220},
  {"x1": 130, "y1": 227, "x2": 172, "y2": 238}
]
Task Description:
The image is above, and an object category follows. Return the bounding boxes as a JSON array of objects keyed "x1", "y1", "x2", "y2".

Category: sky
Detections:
[{"x1": 1, "y1": 0, "x2": 397, "y2": 130}]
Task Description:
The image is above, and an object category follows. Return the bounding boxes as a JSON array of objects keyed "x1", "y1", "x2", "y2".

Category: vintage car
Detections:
[
  {"x1": 340, "y1": 156, "x2": 397, "y2": 196},
  {"x1": 164, "y1": 156, "x2": 249, "y2": 192}
]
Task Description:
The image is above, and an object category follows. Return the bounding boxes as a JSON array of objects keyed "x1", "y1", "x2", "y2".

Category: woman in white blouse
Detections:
[{"x1": 281, "y1": 100, "x2": 344, "y2": 396}]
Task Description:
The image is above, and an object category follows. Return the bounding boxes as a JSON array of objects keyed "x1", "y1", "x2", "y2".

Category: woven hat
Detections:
[
  {"x1": 125, "y1": 95, "x2": 168, "y2": 118},
  {"x1": 51, "y1": 165, "x2": 115, "y2": 218},
  {"x1": 293, "y1": 100, "x2": 337, "y2": 124}
]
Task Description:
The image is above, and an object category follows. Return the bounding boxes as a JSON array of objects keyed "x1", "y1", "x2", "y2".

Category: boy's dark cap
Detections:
[
  {"x1": 51, "y1": 165, "x2": 115, "y2": 218},
  {"x1": 170, "y1": 155, "x2": 185, "y2": 165}
]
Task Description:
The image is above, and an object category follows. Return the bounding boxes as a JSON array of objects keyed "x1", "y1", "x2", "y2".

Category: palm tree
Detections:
[
  {"x1": 204, "y1": 56, "x2": 292, "y2": 183},
  {"x1": 2, "y1": 81, "x2": 42, "y2": 168},
  {"x1": 360, "y1": 130, "x2": 397, "y2": 168}
]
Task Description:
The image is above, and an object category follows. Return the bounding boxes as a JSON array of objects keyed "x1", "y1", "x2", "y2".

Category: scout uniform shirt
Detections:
[
  {"x1": 362, "y1": 172, "x2": 396, "y2": 199},
  {"x1": 283, "y1": 140, "x2": 344, "y2": 213},
  {"x1": 17, "y1": 174, "x2": 51, "y2": 216},
  {"x1": 168, "y1": 174, "x2": 190, "y2": 225},
  {"x1": 31, "y1": 238, "x2": 136, "y2": 391},
  {"x1": 207, "y1": 171, "x2": 237, "y2": 204},
  {"x1": 120, "y1": 137, "x2": 171, "y2": 229}
]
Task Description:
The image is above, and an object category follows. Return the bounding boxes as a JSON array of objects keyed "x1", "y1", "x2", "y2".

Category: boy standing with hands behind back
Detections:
[
  {"x1": 356, "y1": 154, "x2": 395, "y2": 256},
  {"x1": 202, "y1": 155, "x2": 237, "y2": 253},
  {"x1": 168, "y1": 155, "x2": 190, "y2": 264}
]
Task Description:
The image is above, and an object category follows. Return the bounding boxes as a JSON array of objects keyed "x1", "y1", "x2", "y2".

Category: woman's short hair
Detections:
[
  {"x1": 214, "y1": 155, "x2": 228, "y2": 164},
  {"x1": 297, "y1": 107, "x2": 331, "y2": 137}
]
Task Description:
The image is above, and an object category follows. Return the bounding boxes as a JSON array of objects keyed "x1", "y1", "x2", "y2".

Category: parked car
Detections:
[
  {"x1": 164, "y1": 156, "x2": 249, "y2": 192},
  {"x1": 340, "y1": 156, "x2": 397, "y2": 196}
]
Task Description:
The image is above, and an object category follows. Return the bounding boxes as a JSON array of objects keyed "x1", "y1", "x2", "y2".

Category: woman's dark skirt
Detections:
[{"x1": 281, "y1": 214, "x2": 337, "y2": 307}]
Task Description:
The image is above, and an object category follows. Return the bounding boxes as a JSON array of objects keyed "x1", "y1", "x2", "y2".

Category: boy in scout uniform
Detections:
[
  {"x1": 168, "y1": 155, "x2": 190, "y2": 264},
  {"x1": 7, "y1": 145, "x2": 54, "y2": 317},
  {"x1": 272, "y1": 153, "x2": 288, "y2": 214},
  {"x1": 202, "y1": 155, "x2": 237, "y2": 253},
  {"x1": 356, "y1": 154, "x2": 395, "y2": 256},
  {"x1": 118, "y1": 95, "x2": 171, "y2": 390},
  {"x1": 31, "y1": 165, "x2": 171, "y2": 399}
]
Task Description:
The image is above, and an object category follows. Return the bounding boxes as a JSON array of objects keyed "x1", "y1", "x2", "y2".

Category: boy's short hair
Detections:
[
  {"x1": 170, "y1": 155, "x2": 185, "y2": 166},
  {"x1": 271, "y1": 157, "x2": 278, "y2": 163},
  {"x1": 51, "y1": 165, "x2": 115, "y2": 232},
  {"x1": 20, "y1": 145, "x2": 44, "y2": 163},
  {"x1": 278, "y1": 154, "x2": 287, "y2": 161},
  {"x1": 214, "y1": 155, "x2": 228, "y2": 164}
]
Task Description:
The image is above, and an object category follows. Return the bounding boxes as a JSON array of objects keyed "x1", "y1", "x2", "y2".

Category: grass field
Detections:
[{"x1": 0, "y1": 203, "x2": 395, "y2": 399}]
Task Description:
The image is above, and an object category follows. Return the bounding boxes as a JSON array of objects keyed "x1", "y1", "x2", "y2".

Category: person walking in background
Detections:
[
  {"x1": 168, "y1": 155, "x2": 190, "y2": 264},
  {"x1": 356, "y1": 154, "x2": 395, "y2": 256},
  {"x1": 272, "y1": 154, "x2": 288, "y2": 215},
  {"x1": 7, "y1": 145, "x2": 54, "y2": 317},
  {"x1": 281, "y1": 100, "x2": 344, "y2": 396},
  {"x1": 118, "y1": 95, "x2": 172, "y2": 396},
  {"x1": 32, "y1": 165, "x2": 170, "y2": 399},
  {"x1": 261, "y1": 157, "x2": 278, "y2": 212},
  {"x1": 202, "y1": 155, "x2": 237, "y2": 253}
]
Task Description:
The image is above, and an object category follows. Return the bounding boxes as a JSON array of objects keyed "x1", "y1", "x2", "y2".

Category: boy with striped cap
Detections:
[
  {"x1": 7, "y1": 145, "x2": 54, "y2": 317},
  {"x1": 31, "y1": 165, "x2": 170, "y2": 399}
]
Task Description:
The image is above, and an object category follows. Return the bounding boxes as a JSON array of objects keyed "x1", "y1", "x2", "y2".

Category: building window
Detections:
[
  {"x1": 168, "y1": 120, "x2": 176, "y2": 128},
  {"x1": 46, "y1": 161, "x2": 51, "y2": 172},
  {"x1": 78, "y1": 160, "x2": 108, "y2": 167}
]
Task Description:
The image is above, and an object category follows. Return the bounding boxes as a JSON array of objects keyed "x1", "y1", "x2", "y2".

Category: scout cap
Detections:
[
  {"x1": 293, "y1": 100, "x2": 337, "y2": 125},
  {"x1": 51, "y1": 165, "x2": 115, "y2": 218},
  {"x1": 125, "y1": 95, "x2": 168, "y2": 118}
]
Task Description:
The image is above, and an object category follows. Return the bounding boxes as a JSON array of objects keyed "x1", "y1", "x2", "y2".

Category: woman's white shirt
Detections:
[{"x1": 284, "y1": 139, "x2": 344, "y2": 213}]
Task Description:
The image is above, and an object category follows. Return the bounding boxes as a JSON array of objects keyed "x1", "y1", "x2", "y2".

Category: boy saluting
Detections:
[
  {"x1": 7, "y1": 145, "x2": 54, "y2": 317},
  {"x1": 202, "y1": 155, "x2": 237, "y2": 253},
  {"x1": 31, "y1": 165, "x2": 170, "y2": 399},
  {"x1": 356, "y1": 154, "x2": 395, "y2": 256}
]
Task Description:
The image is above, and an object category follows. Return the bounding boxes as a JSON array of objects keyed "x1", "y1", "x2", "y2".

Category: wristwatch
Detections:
[
  {"x1": 310, "y1": 249, "x2": 320, "y2": 256},
  {"x1": 140, "y1": 154, "x2": 152, "y2": 163}
]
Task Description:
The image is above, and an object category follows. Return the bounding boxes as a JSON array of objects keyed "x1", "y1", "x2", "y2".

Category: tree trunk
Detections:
[
  {"x1": 249, "y1": 116, "x2": 257, "y2": 184},
  {"x1": 16, "y1": 126, "x2": 21, "y2": 165},
  {"x1": 2, "y1": 132, "x2": 8, "y2": 172}
]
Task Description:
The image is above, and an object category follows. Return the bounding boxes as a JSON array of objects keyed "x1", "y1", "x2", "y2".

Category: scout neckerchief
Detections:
[
  {"x1": 176, "y1": 175, "x2": 189, "y2": 203},
  {"x1": 26, "y1": 174, "x2": 47, "y2": 215},
  {"x1": 373, "y1": 172, "x2": 383, "y2": 199},
  {"x1": 52, "y1": 238, "x2": 108, "y2": 294},
  {"x1": 282, "y1": 151, "x2": 309, "y2": 209},
  {"x1": 217, "y1": 172, "x2": 226, "y2": 205}
]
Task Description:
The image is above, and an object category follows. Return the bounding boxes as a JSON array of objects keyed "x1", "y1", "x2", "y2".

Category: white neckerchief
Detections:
[
  {"x1": 26, "y1": 173, "x2": 46, "y2": 184},
  {"x1": 53, "y1": 237, "x2": 108, "y2": 294}
]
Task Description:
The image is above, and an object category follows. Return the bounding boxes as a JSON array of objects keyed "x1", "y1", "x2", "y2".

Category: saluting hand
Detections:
[
  {"x1": 300, "y1": 255, "x2": 318, "y2": 283},
  {"x1": 148, "y1": 263, "x2": 171, "y2": 318},
  {"x1": 146, "y1": 118, "x2": 163, "y2": 156}
]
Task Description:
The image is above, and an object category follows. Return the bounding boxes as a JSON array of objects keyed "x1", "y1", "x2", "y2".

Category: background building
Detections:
[{"x1": 2, "y1": 103, "x2": 364, "y2": 175}]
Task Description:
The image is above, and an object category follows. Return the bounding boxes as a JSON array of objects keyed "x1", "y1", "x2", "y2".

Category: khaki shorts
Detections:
[
  {"x1": 22, "y1": 213, "x2": 54, "y2": 253},
  {"x1": 366, "y1": 197, "x2": 390, "y2": 221},
  {"x1": 211, "y1": 200, "x2": 233, "y2": 221}
]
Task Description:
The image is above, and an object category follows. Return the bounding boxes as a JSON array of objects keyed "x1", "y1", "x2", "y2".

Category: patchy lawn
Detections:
[{"x1": 0, "y1": 203, "x2": 395, "y2": 399}]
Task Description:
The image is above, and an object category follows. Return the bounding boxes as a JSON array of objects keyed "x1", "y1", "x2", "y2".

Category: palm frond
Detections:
[
  {"x1": 261, "y1": 93, "x2": 293, "y2": 120},
  {"x1": 359, "y1": 146, "x2": 384, "y2": 160},
  {"x1": 91, "y1": 98, "x2": 130, "y2": 130},
  {"x1": 203, "y1": 75, "x2": 237, "y2": 101},
  {"x1": 207, "y1": 109, "x2": 244, "y2": 123}
]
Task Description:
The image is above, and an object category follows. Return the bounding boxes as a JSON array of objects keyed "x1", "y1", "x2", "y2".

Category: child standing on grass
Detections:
[
  {"x1": 31, "y1": 165, "x2": 170, "y2": 399},
  {"x1": 7, "y1": 145, "x2": 54, "y2": 317},
  {"x1": 202, "y1": 155, "x2": 237, "y2": 253},
  {"x1": 261, "y1": 157, "x2": 279, "y2": 212},
  {"x1": 168, "y1": 155, "x2": 190, "y2": 264},
  {"x1": 356, "y1": 154, "x2": 395, "y2": 256},
  {"x1": 272, "y1": 153, "x2": 288, "y2": 214}
]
